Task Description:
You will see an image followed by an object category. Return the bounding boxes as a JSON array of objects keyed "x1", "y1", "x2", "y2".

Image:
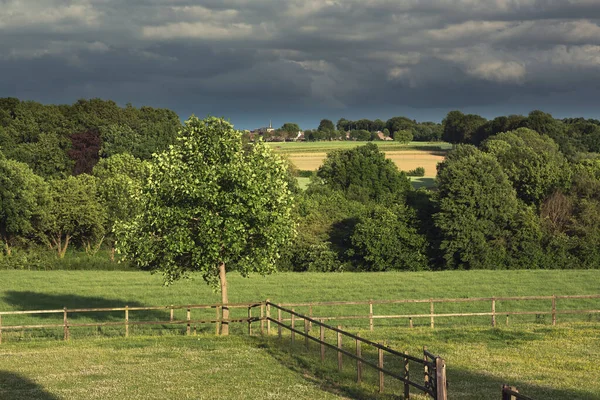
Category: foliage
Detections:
[
  {"x1": 116, "y1": 116, "x2": 296, "y2": 287},
  {"x1": 315, "y1": 143, "x2": 412, "y2": 203},
  {"x1": 349, "y1": 204, "x2": 428, "y2": 271},
  {"x1": 0, "y1": 156, "x2": 49, "y2": 254},
  {"x1": 393, "y1": 129, "x2": 413, "y2": 143},
  {"x1": 406, "y1": 167, "x2": 425, "y2": 177},
  {"x1": 69, "y1": 130, "x2": 102, "y2": 175},
  {"x1": 45, "y1": 175, "x2": 106, "y2": 258},
  {"x1": 442, "y1": 110, "x2": 487, "y2": 144},
  {"x1": 482, "y1": 128, "x2": 571, "y2": 207}
]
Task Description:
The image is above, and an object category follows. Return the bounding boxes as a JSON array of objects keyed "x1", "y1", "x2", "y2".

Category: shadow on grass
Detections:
[
  {"x1": 244, "y1": 330, "x2": 598, "y2": 400},
  {"x1": 244, "y1": 335, "x2": 401, "y2": 400},
  {"x1": 447, "y1": 367, "x2": 600, "y2": 400},
  {"x1": 0, "y1": 371, "x2": 59, "y2": 400},
  {"x1": 2, "y1": 291, "x2": 170, "y2": 322}
]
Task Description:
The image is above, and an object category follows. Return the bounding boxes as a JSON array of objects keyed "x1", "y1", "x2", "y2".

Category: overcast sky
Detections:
[{"x1": 1, "y1": 0, "x2": 600, "y2": 129}]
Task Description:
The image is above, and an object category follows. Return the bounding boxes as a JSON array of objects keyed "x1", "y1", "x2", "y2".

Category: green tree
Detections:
[
  {"x1": 0, "y1": 155, "x2": 49, "y2": 255},
  {"x1": 482, "y1": 128, "x2": 570, "y2": 207},
  {"x1": 318, "y1": 119, "x2": 335, "y2": 133},
  {"x1": 394, "y1": 130, "x2": 413, "y2": 144},
  {"x1": 442, "y1": 111, "x2": 487, "y2": 144},
  {"x1": 315, "y1": 142, "x2": 411, "y2": 203},
  {"x1": 45, "y1": 174, "x2": 106, "y2": 258},
  {"x1": 280, "y1": 123, "x2": 301, "y2": 135},
  {"x1": 349, "y1": 204, "x2": 427, "y2": 271},
  {"x1": 435, "y1": 145, "x2": 542, "y2": 269},
  {"x1": 116, "y1": 116, "x2": 296, "y2": 335}
]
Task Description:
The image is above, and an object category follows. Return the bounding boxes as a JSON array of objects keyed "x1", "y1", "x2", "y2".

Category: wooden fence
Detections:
[
  {"x1": 266, "y1": 302, "x2": 447, "y2": 400},
  {"x1": 502, "y1": 385, "x2": 534, "y2": 400},
  {"x1": 275, "y1": 294, "x2": 600, "y2": 330},
  {"x1": 0, "y1": 302, "x2": 264, "y2": 343}
]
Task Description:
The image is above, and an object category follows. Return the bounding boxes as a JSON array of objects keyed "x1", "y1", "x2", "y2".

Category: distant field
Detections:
[
  {"x1": 269, "y1": 141, "x2": 450, "y2": 177},
  {"x1": 1, "y1": 270, "x2": 599, "y2": 399}
]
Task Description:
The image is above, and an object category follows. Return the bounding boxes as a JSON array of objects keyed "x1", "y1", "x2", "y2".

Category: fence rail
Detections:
[
  {"x1": 502, "y1": 385, "x2": 534, "y2": 400},
  {"x1": 266, "y1": 302, "x2": 447, "y2": 399},
  {"x1": 276, "y1": 294, "x2": 600, "y2": 330},
  {"x1": 0, "y1": 302, "x2": 264, "y2": 343}
]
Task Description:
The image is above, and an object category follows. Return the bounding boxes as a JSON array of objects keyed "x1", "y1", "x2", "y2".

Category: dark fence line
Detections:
[{"x1": 266, "y1": 302, "x2": 447, "y2": 400}]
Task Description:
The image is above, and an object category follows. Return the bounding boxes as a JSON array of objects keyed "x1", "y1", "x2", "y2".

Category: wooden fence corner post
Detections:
[
  {"x1": 186, "y1": 307, "x2": 191, "y2": 336},
  {"x1": 277, "y1": 306, "x2": 282, "y2": 339},
  {"x1": 260, "y1": 302, "x2": 265, "y2": 336},
  {"x1": 266, "y1": 299, "x2": 271, "y2": 335},
  {"x1": 337, "y1": 325, "x2": 343, "y2": 372},
  {"x1": 125, "y1": 305, "x2": 129, "y2": 338},
  {"x1": 378, "y1": 346, "x2": 384, "y2": 393},
  {"x1": 552, "y1": 294, "x2": 557, "y2": 326},
  {"x1": 291, "y1": 308, "x2": 295, "y2": 344},
  {"x1": 430, "y1": 298, "x2": 434, "y2": 329},
  {"x1": 435, "y1": 357, "x2": 447, "y2": 400},
  {"x1": 356, "y1": 333, "x2": 362, "y2": 383},
  {"x1": 320, "y1": 323, "x2": 325, "y2": 362},
  {"x1": 404, "y1": 351, "x2": 410, "y2": 399},
  {"x1": 369, "y1": 300, "x2": 374, "y2": 331},
  {"x1": 63, "y1": 307, "x2": 69, "y2": 341}
]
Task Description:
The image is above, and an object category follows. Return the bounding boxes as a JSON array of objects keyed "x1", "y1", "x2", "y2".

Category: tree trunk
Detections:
[
  {"x1": 3, "y1": 238, "x2": 11, "y2": 257},
  {"x1": 219, "y1": 261, "x2": 229, "y2": 336}
]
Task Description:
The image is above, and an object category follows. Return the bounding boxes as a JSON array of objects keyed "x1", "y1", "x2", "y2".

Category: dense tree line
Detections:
[{"x1": 2, "y1": 99, "x2": 600, "y2": 272}]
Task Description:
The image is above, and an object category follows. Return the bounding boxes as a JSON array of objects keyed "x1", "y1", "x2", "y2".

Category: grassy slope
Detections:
[{"x1": 1, "y1": 270, "x2": 599, "y2": 399}]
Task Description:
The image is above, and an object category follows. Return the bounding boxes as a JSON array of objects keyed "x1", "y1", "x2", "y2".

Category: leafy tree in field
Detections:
[
  {"x1": 482, "y1": 128, "x2": 571, "y2": 208},
  {"x1": 116, "y1": 116, "x2": 296, "y2": 335},
  {"x1": 394, "y1": 130, "x2": 413, "y2": 144},
  {"x1": 442, "y1": 111, "x2": 487, "y2": 144},
  {"x1": 336, "y1": 118, "x2": 350, "y2": 132},
  {"x1": 386, "y1": 116, "x2": 414, "y2": 135},
  {"x1": 315, "y1": 142, "x2": 411, "y2": 203},
  {"x1": 280, "y1": 122, "x2": 300, "y2": 135},
  {"x1": 349, "y1": 129, "x2": 371, "y2": 141},
  {"x1": 0, "y1": 154, "x2": 49, "y2": 255},
  {"x1": 435, "y1": 145, "x2": 542, "y2": 269},
  {"x1": 349, "y1": 204, "x2": 427, "y2": 271},
  {"x1": 45, "y1": 174, "x2": 106, "y2": 258}
]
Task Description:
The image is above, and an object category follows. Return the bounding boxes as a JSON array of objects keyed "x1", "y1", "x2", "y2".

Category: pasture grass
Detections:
[{"x1": 1, "y1": 270, "x2": 599, "y2": 399}]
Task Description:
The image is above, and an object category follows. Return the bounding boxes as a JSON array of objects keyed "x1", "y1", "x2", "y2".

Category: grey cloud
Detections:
[{"x1": 2, "y1": 0, "x2": 600, "y2": 128}]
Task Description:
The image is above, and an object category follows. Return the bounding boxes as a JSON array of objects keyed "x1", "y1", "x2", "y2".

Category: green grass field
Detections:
[
  {"x1": 267, "y1": 141, "x2": 452, "y2": 154},
  {"x1": 1, "y1": 270, "x2": 599, "y2": 399}
]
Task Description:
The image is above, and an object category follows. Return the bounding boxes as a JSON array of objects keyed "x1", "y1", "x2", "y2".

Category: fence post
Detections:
[
  {"x1": 291, "y1": 309, "x2": 295, "y2": 344},
  {"x1": 423, "y1": 347, "x2": 429, "y2": 390},
  {"x1": 186, "y1": 307, "x2": 191, "y2": 336},
  {"x1": 304, "y1": 318, "x2": 309, "y2": 350},
  {"x1": 320, "y1": 323, "x2": 325, "y2": 361},
  {"x1": 492, "y1": 298, "x2": 496, "y2": 327},
  {"x1": 216, "y1": 306, "x2": 221, "y2": 335},
  {"x1": 378, "y1": 347, "x2": 384, "y2": 393},
  {"x1": 409, "y1": 317, "x2": 413, "y2": 329},
  {"x1": 125, "y1": 305, "x2": 129, "y2": 338},
  {"x1": 404, "y1": 352, "x2": 410, "y2": 399},
  {"x1": 506, "y1": 314, "x2": 509, "y2": 326},
  {"x1": 308, "y1": 305, "x2": 313, "y2": 332},
  {"x1": 552, "y1": 294, "x2": 557, "y2": 326},
  {"x1": 337, "y1": 325, "x2": 343, "y2": 371},
  {"x1": 435, "y1": 357, "x2": 447, "y2": 400},
  {"x1": 0, "y1": 314, "x2": 2, "y2": 344},
  {"x1": 63, "y1": 307, "x2": 69, "y2": 341},
  {"x1": 356, "y1": 333, "x2": 362, "y2": 383},
  {"x1": 260, "y1": 302, "x2": 265, "y2": 336},
  {"x1": 248, "y1": 307, "x2": 252, "y2": 335},
  {"x1": 369, "y1": 301, "x2": 374, "y2": 331},
  {"x1": 430, "y1": 298, "x2": 434, "y2": 329},
  {"x1": 266, "y1": 299, "x2": 271, "y2": 335},
  {"x1": 502, "y1": 384, "x2": 518, "y2": 400},
  {"x1": 277, "y1": 307, "x2": 282, "y2": 339},
  {"x1": 170, "y1": 305, "x2": 174, "y2": 322}
]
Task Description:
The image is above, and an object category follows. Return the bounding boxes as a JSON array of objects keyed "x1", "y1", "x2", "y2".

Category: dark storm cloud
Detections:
[{"x1": 2, "y1": 0, "x2": 600, "y2": 128}]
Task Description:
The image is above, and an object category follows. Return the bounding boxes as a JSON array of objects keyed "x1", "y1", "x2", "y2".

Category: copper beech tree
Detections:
[{"x1": 116, "y1": 116, "x2": 296, "y2": 335}]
